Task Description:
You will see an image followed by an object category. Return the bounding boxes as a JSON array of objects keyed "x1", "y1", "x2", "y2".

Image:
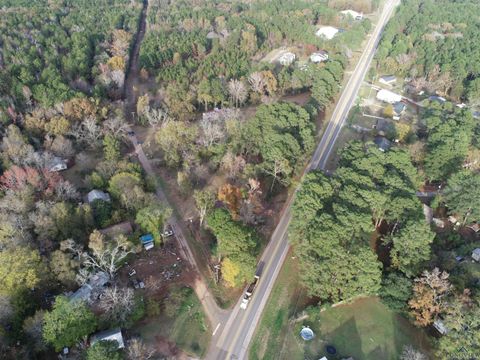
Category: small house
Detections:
[
  {"x1": 428, "y1": 95, "x2": 446, "y2": 104},
  {"x1": 472, "y1": 248, "x2": 480, "y2": 262},
  {"x1": 340, "y1": 9, "x2": 363, "y2": 20},
  {"x1": 316, "y1": 26, "x2": 339, "y2": 40},
  {"x1": 393, "y1": 102, "x2": 406, "y2": 120},
  {"x1": 374, "y1": 136, "x2": 392, "y2": 152},
  {"x1": 376, "y1": 89, "x2": 402, "y2": 104},
  {"x1": 433, "y1": 319, "x2": 448, "y2": 335},
  {"x1": 69, "y1": 272, "x2": 109, "y2": 303},
  {"x1": 472, "y1": 111, "x2": 480, "y2": 119},
  {"x1": 90, "y1": 328, "x2": 125, "y2": 349},
  {"x1": 379, "y1": 75, "x2": 397, "y2": 86},
  {"x1": 310, "y1": 50, "x2": 329, "y2": 63},
  {"x1": 87, "y1": 190, "x2": 111, "y2": 204},
  {"x1": 467, "y1": 223, "x2": 480, "y2": 234},
  {"x1": 48, "y1": 157, "x2": 68, "y2": 172},
  {"x1": 278, "y1": 52, "x2": 296, "y2": 66}
]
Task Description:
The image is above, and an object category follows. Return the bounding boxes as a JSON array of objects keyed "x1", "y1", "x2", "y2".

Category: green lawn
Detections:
[
  {"x1": 300, "y1": 297, "x2": 432, "y2": 360},
  {"x1": 134, "y1": 288, "x2": 210, "y2": 357},
  {"x1": 249, "y1": 257, "x2": 432, "y2": 360}
]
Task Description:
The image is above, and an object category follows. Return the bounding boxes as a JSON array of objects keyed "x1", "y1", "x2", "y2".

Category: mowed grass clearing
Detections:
[
  {"x1": 134, "y1": 288, "x2": 210, "y2": 357},
  {"x1": 249, "y1": 256, "x2": 432, "y2": 360}
]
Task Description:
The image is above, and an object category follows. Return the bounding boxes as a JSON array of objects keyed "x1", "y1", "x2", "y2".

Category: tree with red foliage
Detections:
[{"x1": 0, "y1": 166, "x2": 61, "y2": 196}]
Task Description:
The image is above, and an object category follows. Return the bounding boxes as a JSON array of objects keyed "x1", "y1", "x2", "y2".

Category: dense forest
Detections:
[
  {"x1": 0, "y1": 0, "x2": 378, "y2": 357},
  {"x1": 0, "y1": 0, "x2": 141, "y2": 110},
  {"x1": 377, "y1": 0, "x2": 480, "y2": 102}
]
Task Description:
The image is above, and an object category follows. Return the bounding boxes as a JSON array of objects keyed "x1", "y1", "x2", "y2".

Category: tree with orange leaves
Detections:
[
  {"x1": 218, "y1": 183, "x2": 243, "y2": 219},
  {"x1": 408, "y1": 268, "x2": 452, "y2": 326}
]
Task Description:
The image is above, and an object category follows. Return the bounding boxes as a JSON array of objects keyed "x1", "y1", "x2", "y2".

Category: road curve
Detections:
[{"x1": 207, "y1": 1, "x2": 399, "y2": 359}]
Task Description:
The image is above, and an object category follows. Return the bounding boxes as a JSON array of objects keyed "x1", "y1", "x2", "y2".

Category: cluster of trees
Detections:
[
  {"x1": 0, "y1": 95, "x2": 169, "y2": 357},
  {"x1": 0, "y1": 0, "x2": 141, "y2": 111},
  {"x1": 290, "y1": 142, "x2": 430, "y2": 302},
  {"x1": 154, "y1": 103, "x2": 317, "y2": 195},
  {"x1": 138, "y1": 0, "x2": 368, "y2": 120},
  {"x1": 377, "y1": 0, "x2": 480, "y2": 102}
]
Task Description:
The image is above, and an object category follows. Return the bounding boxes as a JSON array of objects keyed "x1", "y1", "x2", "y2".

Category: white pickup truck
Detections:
[{"x1": 240, "y1": 275, "x2": 260, "y2": 310}]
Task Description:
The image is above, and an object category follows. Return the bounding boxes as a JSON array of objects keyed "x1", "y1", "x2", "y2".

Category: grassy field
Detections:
[
  {"x1": 134, "y1": 287, "x2": 210, "y2": 357},
  {"x1": 250, "y1": 254, "x2": 304, "y2": 359},
  {"x1": 249, "y1": 258, "x2": 432, "y2": 360}
]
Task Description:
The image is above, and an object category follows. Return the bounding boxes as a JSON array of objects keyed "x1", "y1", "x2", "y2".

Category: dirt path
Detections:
[{"x1": 122, "y1": 0, "x2": 226, "y2": 332}]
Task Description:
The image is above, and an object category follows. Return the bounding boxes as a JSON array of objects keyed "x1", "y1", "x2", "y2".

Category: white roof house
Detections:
[
  {"x1": 87, "y1": 190, "x2": 111, "y2": 203},
  {"x1": 91, "y1": 328, "x2": 125, "y2": 349},
  {"x1": 376, "y1": 89, "x2": 403, "y2": 104},
  {"x1": 340, "y1": 9, "x2": 363, "y2": 20},
  {"x1": 278, "y1": 52, "x2": 296, "y2": 66},
  {"x1": 379, "y1": 75, "x2": 397, "y2": 86},
  {"x1": 310, "y1": 51, "x2": 329, "y2": 63},
  {"x1": 48, "y1": 157, "x2": 68, "y2": 172},
  {"x1": 472, "y1": 248, "x2": 480, "y2": 262},
  {"x1": 316, "y1": 26, "x2": 339, "y2": 40}
]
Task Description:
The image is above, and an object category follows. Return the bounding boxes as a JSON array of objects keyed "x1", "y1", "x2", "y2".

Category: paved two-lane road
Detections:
[{"x1": 208, "y1": 1, "x2": 399, "y2": 358}]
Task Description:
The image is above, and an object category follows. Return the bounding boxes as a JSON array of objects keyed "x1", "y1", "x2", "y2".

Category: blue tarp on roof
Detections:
[{"x1": 140, "y1": 234, "x2": 154, "y2": 244}]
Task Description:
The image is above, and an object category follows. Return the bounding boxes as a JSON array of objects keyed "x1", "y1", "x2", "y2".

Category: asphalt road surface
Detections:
[{"x1": 207, "y1": 1, "x2": 399, "y2": 358}]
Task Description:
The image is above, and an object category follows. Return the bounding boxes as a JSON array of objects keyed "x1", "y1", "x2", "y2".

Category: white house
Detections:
[
  {"x1": 48, "y1": 157, "x2": 68, "y2": 172},
  {"x1": 87, "y1": 190, "x2": 111, "y2": 203},
  {"x1": 340, "y1": 9, "x2": 363, "y2": 20},
  {"x1": 379, "y1": 75, "x2": 397, "y2": 86},
  {"x1": 310, "y1": 50, "x2": 329, "y2": 63},
  {"x1": 315, "y1": 26, "x2": 339, "y2": 40},
  {"x1": 472, "y1": 248, "x2": 480, "y2": 262},
  {"x1": 278, "y1": 52, "x2": 296, "y2": 66},
  {"x1": 91, "y1": 328, "x2": 125, "y2": 349},
  {"x1": 376, "y1": 89, "x2": 402, "y2": 104}
]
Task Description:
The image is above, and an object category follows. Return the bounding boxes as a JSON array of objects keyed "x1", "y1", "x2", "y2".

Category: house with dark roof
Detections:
[
  {"x1": 374, "y1": 136, "x2": 392, "y2": 152},
  {"x1": 393, "y1": 102, "x2": 406, "y2": 120}
]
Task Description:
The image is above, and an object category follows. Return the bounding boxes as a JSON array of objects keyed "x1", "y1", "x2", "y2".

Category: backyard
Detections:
[
  {"x1": 250, "y1": 256, "x2": 432, "y2": 360},
  {"x1": 133, "y1": 286, "x2": 211, "y2": 358}
]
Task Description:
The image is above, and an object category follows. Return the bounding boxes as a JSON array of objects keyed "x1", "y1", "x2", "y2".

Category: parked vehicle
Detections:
[{"x1": 240, "y1": 275, "x2": 260, "y2": 310}]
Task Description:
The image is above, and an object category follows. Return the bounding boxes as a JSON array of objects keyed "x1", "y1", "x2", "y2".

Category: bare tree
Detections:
[
  {"x1": 98, "y1": 286, "x2": 135, "y2": 324},
  {"x1": 103, "y1": 116, "x2": 129, "y2": 139},
  {"x1": 69, "y1": 116, "x2": 102, "y2": 148},
  {"x1": 400, "y1": 345, "x2": 427, "y2": 360},
  {"x1": 228, "y1": 79, "x2": 248, "y2": 108},
  {"x1": 144, "y1": 106, "x2": 170, "y2": 128},
  {"x1": 221, "y1": 152, "x2": 246, "y2": 179},
  {"x1": 248, "y1": 71, "x2": 266, "y2": 94},
  {"x1": 54, "y1": 180, "x2": 80, "y2": 201},
  {"x1": 193, "y1": 189, "x2": 215, "y2": 226},
  {"x1": 126, "y1": 338, "x2": 155, "y2": 360},
  {"x1": 64, "y1": 233, "x2": 134, "y2": 279}
]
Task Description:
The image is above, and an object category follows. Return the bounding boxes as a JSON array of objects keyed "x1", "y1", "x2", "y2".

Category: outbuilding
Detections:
[
  {"x1": 48, "y1": 157, "x2": 68, "y2": 172},
  {"x1": 316, "y1": 26, "x2": 339, "y2": 40},
  {"x1": 376, "y1": 89, "x2": 402, "y2": 104},
  {"x1": 379, "y1": 75, "x2": 397, "y2": 86},
  {"x1": 310, "y1": 50, "x2": 329, "y2": 63},
  {"x1": 278, "y1": 52, "x2": 296, "y2": 66},
  {"x1": 87, "y1": 190, "x2": 111, "y2": 204},
  {"x1": 374, "y1": 136, "x2": 392, "y2": 152},
  {"x1": 472, "y1": 248, "x2": 480, "y2": 262},
  {"x1": 90, "y1": 328, "x2": 125, "y2": 349},
  {"x1": 393, "y1": 102, "x2": 406, "y2": 120},
  {"x1": 340, "y1": 9, "x2": 363, "y2": 20}
]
